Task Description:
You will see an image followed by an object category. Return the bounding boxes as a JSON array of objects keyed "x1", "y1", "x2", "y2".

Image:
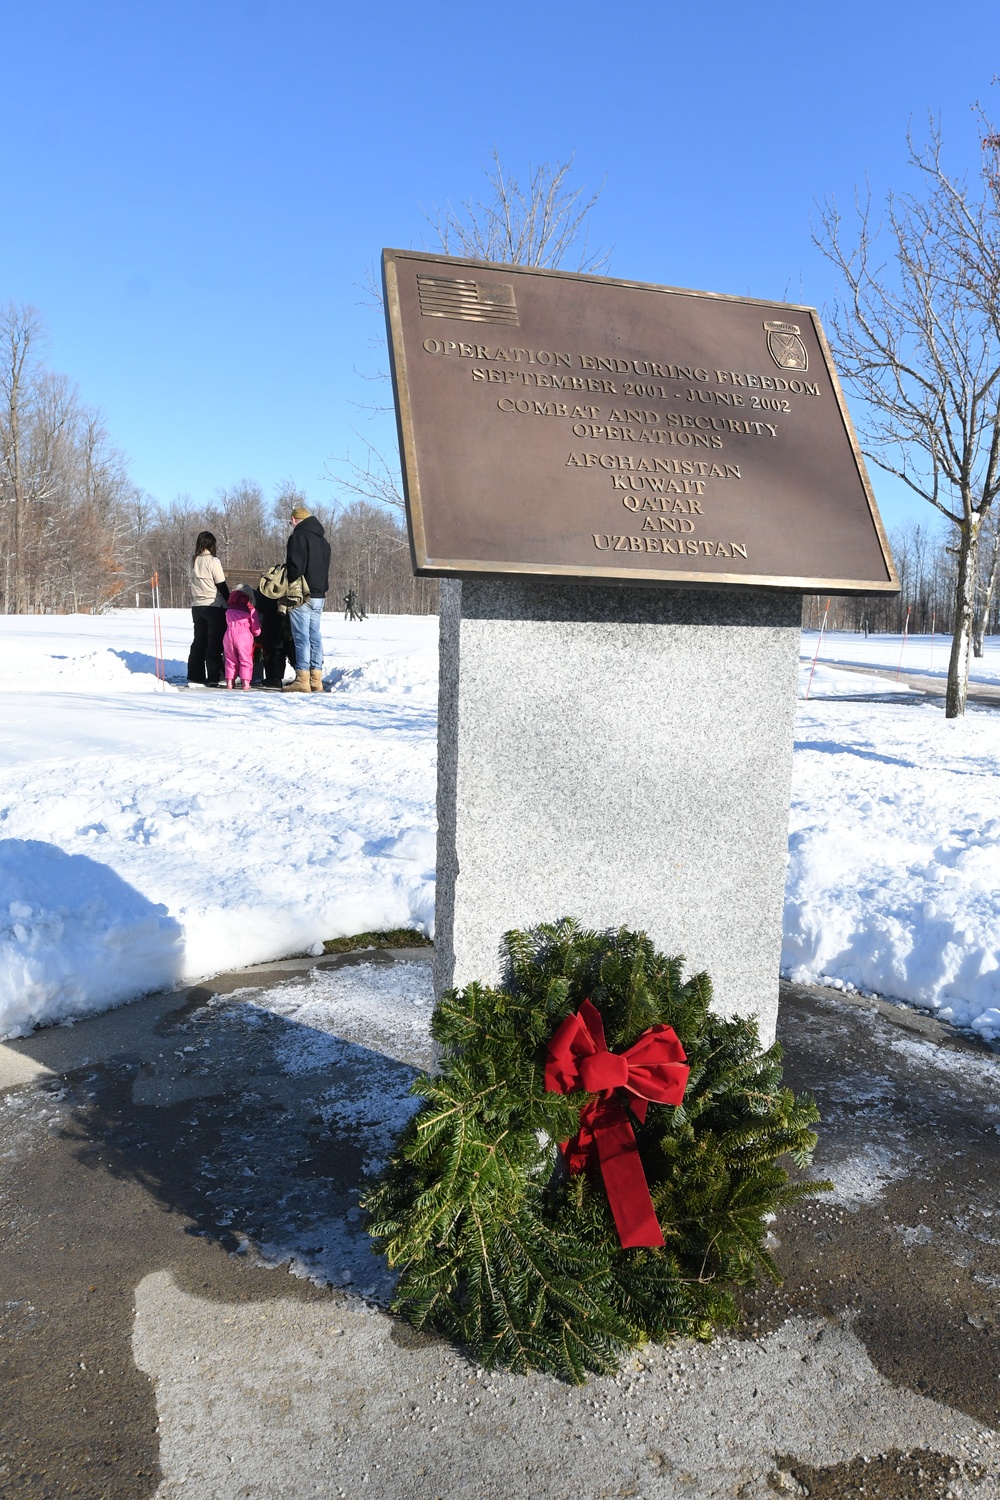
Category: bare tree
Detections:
[
  {"x1": 328, "y1": 433, "x2": 411, "y2": 515},
  {"x1": 973, "y1": 506, "x2": 1000, "y2": 655},
  {"x1": 326, "y1": 500, "x2": 438, "y2": 615},
  {"x1": 141, "y1": 496, "x2": 201, "y2": 608},
  {"x1": 0, "y1": 303, "x2": 46, "y2": 612},
  {"x1": 816, "y1": 114, "x2": 1000, "y2": 716},
  {"x1": 115, "y1": 489, "x2": 160, "y2": 603},
  {"x1": 328, "y1": 149, "x2": 609, "y2": 525},
  {"x1": 0, "y1": 302, "x2": 147, "y2": 613},
  {"x1": 807, "y1": 515, "x2": 955, "y2": 636},
  {"x1": 273, "y1": 479, "x2": 309, "y2": 514},
  {"x1": 428, "y1": 148, "x2": 610, "y2": 273},
  {"x1": 212, "y1": 480, "x2": 274, "y2": 569}
]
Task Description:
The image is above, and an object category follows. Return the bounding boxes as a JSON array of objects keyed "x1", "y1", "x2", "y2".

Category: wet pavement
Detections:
[{"x1": 2, "y1": 955, "x2": 999, "y2": 1499}]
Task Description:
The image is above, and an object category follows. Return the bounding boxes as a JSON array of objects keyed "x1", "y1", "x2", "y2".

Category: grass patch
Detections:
[{"x1": 322, "y1": 928, "x2": 433, "y2": 954}]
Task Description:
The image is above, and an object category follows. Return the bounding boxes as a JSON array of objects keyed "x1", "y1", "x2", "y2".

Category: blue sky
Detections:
[{"x1": 3, "y1": 0, "x2": 997, "y2": 533}]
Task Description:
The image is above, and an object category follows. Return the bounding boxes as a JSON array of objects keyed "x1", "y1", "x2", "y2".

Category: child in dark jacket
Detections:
[{"x1": 223, "y1": 585, "x2": 261, "y2": 689}]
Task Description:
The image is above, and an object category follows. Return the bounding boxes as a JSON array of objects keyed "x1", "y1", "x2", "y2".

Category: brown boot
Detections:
[
  {"x1": 282, "y1": 670, "x2": 311, "y2": 693},
  {"x1": 309, "y1": 669, "x2": 324, "y2": 693}
]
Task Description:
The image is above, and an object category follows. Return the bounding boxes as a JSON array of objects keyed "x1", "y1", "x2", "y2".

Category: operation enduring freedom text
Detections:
[
  {"x1": 420, "y1": 338, "x2": 821, "y2": 398},
  {"x1": 419, "y1": 340, "x2": 825, "y2": 567}
]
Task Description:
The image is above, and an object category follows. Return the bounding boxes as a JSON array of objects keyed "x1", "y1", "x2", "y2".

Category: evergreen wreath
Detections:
[{"x1": 366, "y1": 919, "x2": 830, "y2": 1383}]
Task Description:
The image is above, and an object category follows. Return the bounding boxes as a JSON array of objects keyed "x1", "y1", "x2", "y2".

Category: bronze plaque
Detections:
[{"x1": 384, "y1": 249, "x2": 898, "y2": 593}]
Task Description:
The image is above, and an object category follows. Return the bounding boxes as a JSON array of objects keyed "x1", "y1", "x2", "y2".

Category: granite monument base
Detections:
[{"x1": 434, "y1": 579, "x2": 801, "y2": 1046}]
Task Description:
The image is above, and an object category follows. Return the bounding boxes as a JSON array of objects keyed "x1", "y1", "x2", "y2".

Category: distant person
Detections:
[
  {"x1": 223, "y1": 584, "x2": 261, "y2": 690},
  {"x1": 187, "y1": 531, "x2": 229, "y2": 687},
  {"x1": 343, "y1": 587, "x2": 366, "y2": 622},
  {"x1": 283, "y1": 505, "x2": 331, "y2": 694}
]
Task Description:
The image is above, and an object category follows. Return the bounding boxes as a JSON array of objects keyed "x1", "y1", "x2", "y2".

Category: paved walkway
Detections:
[
  {"x1": 808, "y1": 657, "x2": 1000, "y2": 709},
  {"x1": 2, "y1": 955, "x2": 1000, "y2": 1499}
]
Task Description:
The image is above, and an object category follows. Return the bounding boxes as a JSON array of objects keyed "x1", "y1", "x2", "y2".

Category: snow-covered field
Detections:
[
  {"x1": 2, "y1": 613, "x2": 1000, "y2": 1045},
  {"x1": 790, "y1": 632, "x2": 1000, "y2": 1040},
  {"x1": 0, "y1": 610, "x2": 436, "y2": 1037},
  {"x1": 801, "y1": 627, "x2": 1000, "y2": 688}
]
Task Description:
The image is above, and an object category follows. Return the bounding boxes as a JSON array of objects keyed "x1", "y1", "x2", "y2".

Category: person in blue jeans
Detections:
[{"x1": 283, "y1": 506, "x2": 331, "y2": 693}]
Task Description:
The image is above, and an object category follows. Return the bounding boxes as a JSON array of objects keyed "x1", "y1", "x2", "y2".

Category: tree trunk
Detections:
[
  {"x1": 946, "y1": 522, "x2": 979, "y2": 717},
  {"x1": 972, "y1": 531, "x2": 1000, "y2": 657},
  {"x1": 2, "y1": 317, "x2": 33, "y2": 615}
]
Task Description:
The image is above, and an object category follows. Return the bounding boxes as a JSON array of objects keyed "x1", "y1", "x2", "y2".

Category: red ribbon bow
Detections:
[{"x1": 545, "y1": 999, "x2": 689, "y2": 1248}]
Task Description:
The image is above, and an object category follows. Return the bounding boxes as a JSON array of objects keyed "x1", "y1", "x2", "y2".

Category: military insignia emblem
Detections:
[{"x1": 764, "y1": 320, "x2": 808, "y2": 372}]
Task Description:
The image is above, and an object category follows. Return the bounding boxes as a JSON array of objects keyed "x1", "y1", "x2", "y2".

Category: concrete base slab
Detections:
[
  {"x1": 133, "y1": 1270, "x2": 996, "y2": 1500},
  {"x1": 3, "y1": 958, "x2": 1000, "y2": 1499}
]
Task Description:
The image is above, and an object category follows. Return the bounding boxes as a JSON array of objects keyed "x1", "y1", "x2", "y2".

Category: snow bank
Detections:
[
  {"x1": 786, "y1": 640, "x2": 1000, "y2": 1038},
  {"x1": 326, "y1": 655, "x2": 438, "y2": 699},
  {"x1": 0, "y1": 839, "x2": 183, "y2": 1035},
  {"x1": 0, "y1": 610, "x2": 437, "y2": 1038},
  {"x1": 0, "y1": 644, "x2": 176, "y2": 694},
  {"x1": 4, "y1": 612, "x2": 1000, "y2": 1048}
]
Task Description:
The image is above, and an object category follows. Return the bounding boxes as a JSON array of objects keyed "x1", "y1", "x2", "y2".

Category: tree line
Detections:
[
  {"x1": 3, "y1": 286, "x2": 997, "y2": 644},
  {"x1": 3, "y1": 286, "x2": 996, "y2": 640},
  {"x1": 0, "y1": 305, "x2": 134, "y2": 614},
  {"x1": 803, "y1": 515, "x2": 1000, "y2": 653},
  {"x1": 138, "y1": 485, "x2": 437, "y2": 615},
  {"x1": 0, "y1": 302, "x2": 436, "y2": 617}
]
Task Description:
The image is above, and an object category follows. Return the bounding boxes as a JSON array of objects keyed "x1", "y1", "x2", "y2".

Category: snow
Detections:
[
  {"x1": 0, "y1": 609, "x2": 437, "y2": 1037},
  {"x1": 800, "y1": 627, "x2": 1000, "y2": 689},
  {"x1": 243, "y1": 959, "x2": 437, "y2": 1075},
  {"x1": 3, "y1": 612, "x2": 1000, "y2": 1048},
  {"x1": 788, "y1": 633, "x2": 1000, "y2": 1038}
]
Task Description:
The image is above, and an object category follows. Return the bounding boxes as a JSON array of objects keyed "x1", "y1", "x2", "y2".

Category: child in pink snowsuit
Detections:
[{"x1": 223, "y1": 586, "x2": 261, "y2": 689}]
